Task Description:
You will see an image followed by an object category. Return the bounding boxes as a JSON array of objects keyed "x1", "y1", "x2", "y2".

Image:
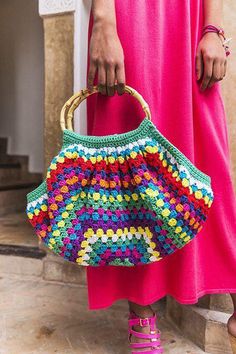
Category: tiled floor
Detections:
[{"x1": 0, "y1": 275, "x2": 205, "y2": 354}]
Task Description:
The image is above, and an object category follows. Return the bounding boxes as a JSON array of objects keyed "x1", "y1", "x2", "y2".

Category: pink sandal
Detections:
[{"x1": 128, "y1": 311, "x2": 164, "y2": 353}]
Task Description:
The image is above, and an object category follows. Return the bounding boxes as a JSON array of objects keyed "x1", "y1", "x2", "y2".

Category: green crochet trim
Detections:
[
  {"x1": 63, "y1": 117, "x2": 211, "y2": 185},
  {"x1": 27, "y1": 180, "x2": 47, "y2": 203},
  {"x1": 61, "y1": 118, "x2": 151, "y2": 149}
]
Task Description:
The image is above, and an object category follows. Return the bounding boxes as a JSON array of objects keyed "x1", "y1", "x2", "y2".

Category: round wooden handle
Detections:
[{"x1": 60, "y1": 85, "x2": 152, "y2": 131}]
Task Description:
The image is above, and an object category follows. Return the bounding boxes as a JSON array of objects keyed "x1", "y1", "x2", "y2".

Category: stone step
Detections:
[
  {"x1": 0, "y1": 165, "x2": 42, "y2": 186},
  {"x1": 0, "y1": 212, "x2": 39, "y2": 247},
  {"x1": 0, "y1": 136, "x2": 42, "y2": 183},
  {"x1": 20, "y1": 172, "x2": 42, "y2": 184},
  {"x1": 0, "y1": 245, "x2": 46, "y2": 278},
  {"x1": 0, "y1": 137, "x2": 7, "y2": 153},
  {"x1": 0, "y1": 246, "x2": 86, "y2": 285},
  {"x1": 0, "y1": 212, "x2": 86, "y2": 285},
  {"x1": 198, "y1": 294, "x2": 233, "y2": 314},
  {"x1": 0, "y1": 254, "x2": 45, "y2": 278},
  {"x1": 0, "y1": 153, "x2": 29, "y2": 171},
  {"x1": 0, "y1": 161, "x2": 21, "y2": 168},
  {"x1": 41, "y1": 250, "x2": 86, "y2": 285},
  {"x1": 0, "y1": 179, "x2": 41, "y2": 191},
  {"x1": 0, "y1": 169, "x2": 42, "y2": 216},
  {"x1": 0, "y1": 212, "x2": 47, "y2": 278},
  {"x1": 0, "y1": 243, "x2": 46, "y2": 259},
  {"x1": 166, "y1": 296, "x2": 232, "y2": 354},
  {"x1": 0, "y1": 164, "x2": 22, "y2": 183},
  {"x1": 0, "y1": 184, "x2": 38, "y2": 216}
]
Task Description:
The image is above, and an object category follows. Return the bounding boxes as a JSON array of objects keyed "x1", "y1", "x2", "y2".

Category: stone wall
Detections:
[{"x1": 43, "y1": 13, "x2": 74, "y2": 172}]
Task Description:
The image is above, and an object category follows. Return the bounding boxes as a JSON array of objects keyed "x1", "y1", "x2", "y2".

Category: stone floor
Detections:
[
  {"x1": 0, "y1": 274, "x2": 206, "y2": 354},
  {"x1": 0, "y1": 212, "x2": 225, "y2": 353}
]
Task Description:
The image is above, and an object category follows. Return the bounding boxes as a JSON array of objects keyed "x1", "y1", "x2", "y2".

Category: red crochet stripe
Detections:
[
  {"x1": 47, "y1": 152, "x2": 209, "y2": 214},
  {"x1": 29, "y1": 209, "x2": 49, "y2": 228}
]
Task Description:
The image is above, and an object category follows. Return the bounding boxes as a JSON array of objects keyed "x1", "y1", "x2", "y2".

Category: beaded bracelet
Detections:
[{"x1": 202, "y1": 24, "x2": 232, "y2": 57}]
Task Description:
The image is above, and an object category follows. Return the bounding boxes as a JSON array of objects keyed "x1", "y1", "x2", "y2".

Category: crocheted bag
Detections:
[{"x1": 26, "y1": 85, "x2": 214, "y2": 266}]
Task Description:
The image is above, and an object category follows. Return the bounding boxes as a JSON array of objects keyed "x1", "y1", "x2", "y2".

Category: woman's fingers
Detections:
[
  {"x1": 87, "y1": 61, "x2": 97, "y2": 92},
  {"x1": 208, "y1": 60, "x2": 219, "y2": 88},
  {"x1": 115, "y1": 62, "x2": 126, "y2": 95},
  {"x1": 97, "y1": 64, "x2": 106, "y2": 95},
  {"x1": 196, "y1": 33, "x2": 228, "y2": 91},
  {"x1": 200, "y1": 54, "x2": 227, "y2": 90},
  {"x1": 223, "y1": 60, "x2": 227, "y2": 78},
  {"x1": 88, "y1": 61, "x2": 126, "y2": 96},
  {"x1": 200, "y1": 54, "x2": 214, "y2": 91},
  {"x1": 88, "y1": 53, "x2": 125, "y2": 96},
  {"x1": 196, "y1": 49, "x2": 203, "y2": 81},
  {"x1": 208, "y1": 59, "x2": 224, "y2": 88},
  {"x1": 106, "y1": 62, "x2": 116, "y2": 96}
]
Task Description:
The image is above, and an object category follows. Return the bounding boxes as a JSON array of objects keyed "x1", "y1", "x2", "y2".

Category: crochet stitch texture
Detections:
[{"x1": 26, "y1": 118, "x2": 214, "y2": 266}]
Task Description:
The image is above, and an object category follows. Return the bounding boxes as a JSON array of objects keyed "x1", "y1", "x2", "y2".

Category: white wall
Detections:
[
  {"x1": 74, "y1": 0, "x2": 91, "y2": 133},
  {"x1": 0, "y1": 0, "x2": 44, "y2": 173}
]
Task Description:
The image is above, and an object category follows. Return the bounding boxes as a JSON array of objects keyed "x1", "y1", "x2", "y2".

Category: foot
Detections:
[
  {"x1": 227, "y1": 312, "x2": 236, "y2": 337},
  {"x1": 128, "y1": 305, "x2": 163, "y2": 353}
]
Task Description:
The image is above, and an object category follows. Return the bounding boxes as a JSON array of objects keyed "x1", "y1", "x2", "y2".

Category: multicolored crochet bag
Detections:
[{"x1": 26, "y1": 85, "x2": 214, "y2": 266}]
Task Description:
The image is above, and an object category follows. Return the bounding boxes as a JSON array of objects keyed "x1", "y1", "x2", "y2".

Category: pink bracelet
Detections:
[
  {"x1": 202, "y1": 24, "x2": 231, "y2": 57},
  {"x1": 202, "y1": 24, "x2": 225, "y2": 38}
]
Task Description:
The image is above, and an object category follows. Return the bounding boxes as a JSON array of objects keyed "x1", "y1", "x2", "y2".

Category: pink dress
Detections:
[{"x1": 86, "y1": 0, "x2": 236, "y2": 310}]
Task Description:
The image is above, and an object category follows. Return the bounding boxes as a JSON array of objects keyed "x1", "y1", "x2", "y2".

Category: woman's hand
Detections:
[
  {"x1": 88, "y1": 19, "x2": 126, "y2": 96},
  {"x1": 196, "y1": 32, "x2": 227, "y2": 91}
]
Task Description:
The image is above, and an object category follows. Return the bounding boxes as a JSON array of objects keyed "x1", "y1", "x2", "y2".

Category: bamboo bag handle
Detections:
[{"x1": 60, "y1": 85, "x2": 151, "y2": 131}]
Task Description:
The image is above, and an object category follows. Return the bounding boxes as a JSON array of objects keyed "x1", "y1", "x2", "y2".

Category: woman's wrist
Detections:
[
  {"x1": 202, "y1": 24, "x2": 224, "y2": 42},
  {"x1": 93, "y1": 16, "x2": 117, "y2": 32},
  {"x1": 92, "y1": 0, "x2": 117, "y2": 29},
  {"x1": 93, "y1": 12, "x2": 116, "y2": 25},
  {"x1": 203, "y1": 20, "x2": 223, "y2": 28},
  {"x1": 202, "y1": 24, "x2": 231, "y2": 56}
]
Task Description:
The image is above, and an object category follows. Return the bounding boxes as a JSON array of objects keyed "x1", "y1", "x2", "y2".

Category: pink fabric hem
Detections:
[{"x1": 88, "y1": 289, "x2": 236, "y2": 311}]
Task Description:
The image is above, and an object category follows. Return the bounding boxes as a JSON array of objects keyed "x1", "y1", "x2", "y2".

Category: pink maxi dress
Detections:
[{"x1": 86, "y1": 0, "x2": 236, "y2": 310}]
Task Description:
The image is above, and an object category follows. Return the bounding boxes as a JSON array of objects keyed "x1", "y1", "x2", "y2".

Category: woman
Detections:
[{"x1": 86, "y1": 0, "x2": 236, "y2": 352}]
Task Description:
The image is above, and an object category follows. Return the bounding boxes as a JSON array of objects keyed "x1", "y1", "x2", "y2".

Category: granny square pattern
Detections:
[{"x1": 26, "y1": 118, "x2": 214, "y2": 266}]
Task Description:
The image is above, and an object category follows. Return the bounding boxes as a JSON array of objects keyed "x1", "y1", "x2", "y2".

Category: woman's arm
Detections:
[
  {"x1": 91, "y1": 0, "x2": 117, "y2": 25},
  {"x1": 88, "y1": 0, "x2": 125, "y2": 95},
  {"x1": 203, "y1": 0, "x2": 223, "y2": 27},
  {"x1": 196, "y1": 0, "x2": 227, "y2": 91}
]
